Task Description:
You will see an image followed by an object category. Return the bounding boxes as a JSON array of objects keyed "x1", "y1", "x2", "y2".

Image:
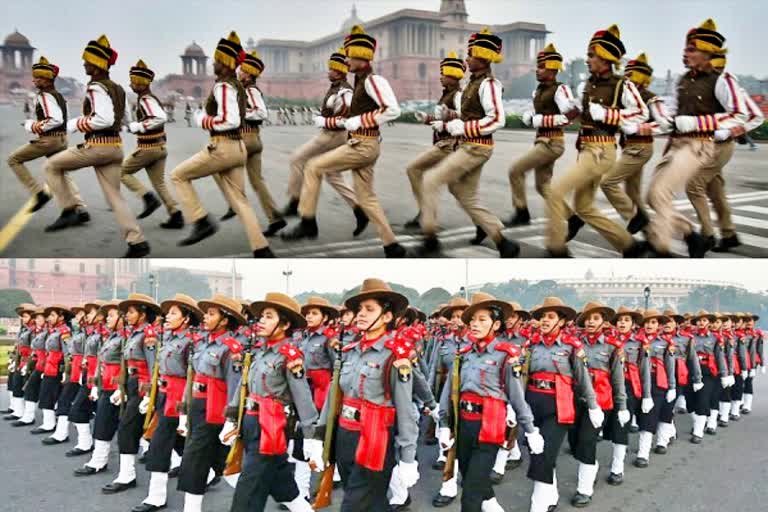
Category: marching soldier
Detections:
[
  {"x1": 121, "y1": 59, "x2": 184, "y2": 229},
  {"x1": 688, "y1": 310, "x2": 727, "y2": 442},
  {"x1": 729, "y1": 313, "x2": 750, "y2": 420},
  {"x1": 284, "y1": 48, "x2": 366, "y2": 237},
  {"x1": 43, "y1": 35, "x2": 149, "y2": 257},
  {"x1": 742, "y1": 313, "x2": 764, "y2": 414},
  {"x1": 4, "y1": 304, "x2": 35, "y2": 420},
  {"x1": 524, "y1": 297, "x2": 601, "y2": 512},
  {"x1": 224, "y1": 293, "x2": 319, "y2": 512},
  {"x1": 8, "y1": 56, "x2": 85, "y2": 214},
  {"x1": 404, "y1": 51, "x2": 465, "y2": 229},
  {"x1": 282, "y1": 25, "x2": 407, "y2": 259},
  {"x1": 12, "y1": 307, "x2": 48, "y2": 427},
  {"x1": 418, "y1": 29, "x2": 519, "y2": 257},
  {"x1": 508, "y1": 43, "x2": 578, "y2": 226},
  {"x1": 545, "y1": 25, "x2": 647, "y2": 257},
  {"x1": 32, "y1": 305, "x2": 72, "y2": 435},
  {"x1": 171, "y1": 31, "x2": 275, "y2": 258}
]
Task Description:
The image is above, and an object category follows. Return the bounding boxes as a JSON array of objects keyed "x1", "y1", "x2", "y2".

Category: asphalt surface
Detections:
[
  {"x1": 1, "y1": 104, "x2": 767, "y2": 258},
  {"x1": 0, "y1": 374, "x2": 766, "y2": 512}
]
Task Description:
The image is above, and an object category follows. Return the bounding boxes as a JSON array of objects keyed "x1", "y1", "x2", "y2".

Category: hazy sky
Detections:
[
  {"x1": 149, "y1": 259, "x2": 768, "y2": 299},
  {"x1": 3, "y1": 0, "x2": 766, "y2": 84}
]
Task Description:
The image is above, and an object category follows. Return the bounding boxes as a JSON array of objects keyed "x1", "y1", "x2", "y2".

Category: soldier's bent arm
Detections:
[
  {"x1": 390, "y1": 360, "x2": 417, "y2": 463},
  {"x1": 610, "y1": 348, "x2": 628, "y2": 410},
  {"x1": 286, "y1": 366, "x2": 318, "y2": 438},
  {"x1": 571, "y1": 348, "x2": 598, "y2": 409},
  {"x1": 503, "y1": 360, "x2": 535, "y2": 433}
]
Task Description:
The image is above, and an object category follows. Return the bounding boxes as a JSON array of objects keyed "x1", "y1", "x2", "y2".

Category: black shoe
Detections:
[
  {"x1": 253, "y1": 247, "x2": 276, "y2": 258},
  {"x1": 30, "y1": 426, "x2": 55, "y2": 435},
  {"x1": 0, "y1": 408, "x2": 12, "y2": 414},
  {"x1": 167, "y1": 467, "x2": 180, "y2": 478},
  {"x1": 220, "y1": 207, "x2": 237, "y2": 221},
  {"x1": 705, "y1": 427, "x2": 717, "y2": 436},
  {"x1": 690, "y1": 435, "x2": 702, "y2": 444},
  {"x1": 45, "y1": 208, "x2": 89, "y2": 232},
  {"x1": 506, "y1": 458, "x2": 523, "y2": 470},
  {"x1": 470, "y1": 225, "x2": 487, "y2": 245},
  {"x1": 505, "y1": 207, "x2": 531, "y2": 227},
  {"x1": 384, "y1": 242, "x2": 407, "y2": 258},
  {"x1": 684, "y1": 232, "x2": 709, "y2": 258},
  {"x1": 29, "y1": 190, "x2": 52, "y2": 212},
  {"x1": 102, "y1": 479, "x2": 137, "y2": 494},
  {"x1": 10, "y1": 419, "x2": 34, "y2": 427},
  {"x1": 741, "y1": 408, "x2": 751, "y2": 415},
  {"x1": 547, "y1": 506, "x2": 559, "y2": 512},
  {"x1": 160, "y1": 211, "x2": 184, "y2": 229},
  {"x1": 282, "y1": 198, "x2": 300, "y2": 218},
  {"x1": 497, "y1": 237, "x2": 521, "y2": 258},
  {"x1": 548, "y1": 248, "x2": 573, "y2": 258},
  {"x1": 4, "y1": 414, "x2": 21, "y2": 421},
  {"x1": 263, "y1": 218, "x2": 287, "y2": 237},
  {"x1": 717, "y1": 420, "x2": 729, "y2": 428},
  {"x1": 124, "y1": 241, "x2": 150, "y2": 258},
  {"x1": 281, "y1": 217, "x2": 319, "y2": 241},
  {"x1": 206, "y1": 474, "x2": 221, "y2": 489},
  {"x1": 418, "y1": 236, "x2": 441, "y2": 257},
  {"x1": 74, "y1": 464, "x2": 108, "y2": 476},
  {"x1": 627, "y1": 210, "x2": 649, "y2": 234},
  {"x1": 42, "y1": 436, "x2": 68, "y2": 445},
  {"x1": 132, "y1": 503, "x2": 167, "y2": 512},
  {"x1": 566, "y1": 215, "x2": 585, "y2": 241},
  {"x1": 432, "y1": 494, "x2": 455, "y2": 507},
  {"x1": 606, "y1": 472, "x2": 623, "y2": 486},
  {"x1": 353, "y1": 206, "x2": 369, "y2": 237},
  {"x1": 633, "y1": 457, "x2": 648, "y2": 468},
  {"x1": 178, "y1": 216, "x2": 218, "y2": 246},
  {"x1": 654, "y1": 445, "x2": 667, "y2": 454},
  {"x1": 629, "y1": 425, "x2": 639, "y2": 433},
  {"x1": 571, "y1": 493, "x2": 592, "y2": 508},
  {"x1": 432, "y1": 460, "x2": 446, "y2": 471},
  {"x1": 404, "y1": 213, "x2": 421, "y2": 230},
  {"x1": 674, "y1": 407, "x2": 687, "y2": 415},
  {"x1": 138, "y1": 192, "x2": 162, "y2": 219},
  {"x1": 729, "y1": 414, "x2": 740, "y2": 422},
  {"x1": 65, "y1": 446, "x2": 94, "y2": 457},
  {"x1": 623, "y1": 241, "x2": 647, "y2": 258},
  {"x1": 388, "y1": 495, "x2": 412, "y2": 512},
  {"x1": 490, "y1": 470, "x2": 504, "y2": 485},
  {"x1": 712, "y1": 235, "x2": 741, "y2": 253}
]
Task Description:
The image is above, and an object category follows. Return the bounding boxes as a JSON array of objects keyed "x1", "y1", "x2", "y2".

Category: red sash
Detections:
[
  {"x1": 255, "y1": 394, "x2": 289, "y2": 456},
  {"x1": 70, "y1": 354, "x2": 84, "y2": 383},
  {"x1": 85, "y1": 356, "x2": 98, "y2": 387},
  {"x1": 193, "y1": 374, "x2": 228, "y2": 425},
  {"x1": 100, "y1": 363, "x2": 122, "y2": 391},
  {"x1": 43, "y1": 350, "x2": 63, "y2": 377},
  {"x1": 676, "y1": 358, "x2": 689, "y2": 387},
  {"x1": 589, "y1": 368, "x2": 613, "y2": 411},
  {"x1": 306, "y1": 368, "x2": 332, "y2": 411},
  {"x1": 340, "y1": 396, "x2": 397, "y2": 472},
  {"x1": 459, "y1": 392, "x2": 506, "y2": 445},
  {"x1": 160, "y1": 375, "x2": 187, "y2": 417},
  {"x1": 625, "y1": 363, "x2": 642, "y2": 398},
  {"x1": 650, "y1": 357, "x2": 669, "y2": 389},
  {"x1": 698, "y1": 353, "x2": 719, "y2": 377},
  {"x1": 127, "y1": 360, "x2": 151, "y2": 393},
  {"x1": 528, "y1": 371, "x2": 575, "y2": 424},
  {"x1": 34, "y1": 348, "x2": 47, "y2": 372}
]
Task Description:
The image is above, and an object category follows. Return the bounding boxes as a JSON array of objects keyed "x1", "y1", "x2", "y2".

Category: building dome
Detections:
[
  {"x1": 341, "y1": 4, "x2": 363, "y2": 33},
  {"x1": 4, "y1": 29, "x2": 31, "y2": 47},
  {"x1": 183, "y1": 41, "x2": 206, "y2": 57}
]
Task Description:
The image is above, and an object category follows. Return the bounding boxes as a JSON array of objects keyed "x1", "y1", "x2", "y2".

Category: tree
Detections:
[
  {"x1": 134, "y1": 269, "x2": 212, "y2": 302},
  {"x1": 97, "y1": 286, "x2": 130, "y2": 301},
  {"x1": 0, "y1": 289, "x2": 35, "y2": 317},
  {"x1": 505, "y1": 71, "x2": 538, "y2": 98},
  {"x1": 416, "y1": 287, "x2": 453, "y2": 313}
]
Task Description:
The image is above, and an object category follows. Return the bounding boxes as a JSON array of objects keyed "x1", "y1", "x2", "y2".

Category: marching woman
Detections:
[
  {"x1": 4, "y1": 303, "x2": 35, "y2": 421},
  {"x1": 66, "y1": 300, "x2": 107, "y2": 457},
  {"x1": 729, "y1": 313, "x2": 750, "y2": 421},
  {"x1": 32, "y1": 304, "x2": 73, "y2": 435},
  {"x1": 437, "y1": 292, "x2": 543, "y2": 512},
  {"x1": 133, "y1": 294, "x2": 202, "y2": 512},
  {"x1": 224, "y1": 293, "x2": 319, "y2": 512},
  {"x1": 715, "y1": 313, "x2": 736, "y2": 428},
  {"x1": 314, "y1": 278, "x2": 419, "y2": 512},
  {"x1": 12, "y1": 306, "x2": 47, "y2": 427},
  {"x1": 74, "y1": 300, "x2": 126, "y2": 476},
  {"x1": 742, "y1": 313, "x2": 764, "y2": 414},
  {"x1": 688, "y1": 311, "x2": 727, "y2": 443},
  {"x1": 524, "y1": 297, "x2": 601, "y2": 512}
]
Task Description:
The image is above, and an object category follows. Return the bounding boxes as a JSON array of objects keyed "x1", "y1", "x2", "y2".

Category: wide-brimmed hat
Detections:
[
  {"x1": 691, "y1": 310, "x2": 716, "y2": 322},
  {"x1": 441, "y1": 297, "x2": 471, "y2": 319},
  {"x1": 462, "y1": 292, "x2": 514, "y2": 324},
  {"x1": 198, "y1": 294, "x2": 246, "y2": 325},
  {"x1": 431, "y1": 304, "x2": 448, "y2": 319},
  {"x1": 643, "y1": 309, "x2": 670, "y2": 324},
  {"x1": 250, "y1": 293, "x2": 307, "y2": 330},
  {"x1": 15, "y1": 303, "x2": 37, "y2": 316},
  {"x1": 662, "y1": 309, "x2": 684, "y2": 323},
  {"x1": 613, "y1": 306, "x2": 643, "y2": 324},
  {"x1": 33, "y1": 306, "x2": 46, "y2": 316},
  {"x1": 100, "y1": 300, "x2": 122, "y2": 315},
  {"x1": 532, "y1": 297, "x2": 577, "y2": 321},
  {"x1": 119, "y1": 293, "x2": 161, "y2": 314},
  {"x1": 507, "y1": 302, "x2": 531, "y2": 321},
  {"x1": 161, "y1": 294, "x2": 203, "y2": 321},
  {"x1": 301, "y1": 297, "x2": 340, "y2": 320},
  {"x1": 70, "y1": 304, "x2": 87, "y2": 315},
  {"x1": 576, "y1": 301, "x2": 616, "y2": 327},
  {"x1": 749, "y1": 312, "x2": 760, "y2": 321},
  {"x1": 83, "y1": 299, "x2": 107, "y2": 312},
  {"x1": 413, "y1": 308, "x2": 427, "y2": 323},
  {"x1": 344, "y1": 278, "x2": 409, "y2": 317},
  {"x1": 44, "y1": 304, "x2": 73, "y2": 318}
]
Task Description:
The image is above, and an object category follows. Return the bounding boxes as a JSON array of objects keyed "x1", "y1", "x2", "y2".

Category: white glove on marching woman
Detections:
[
  {"x1": 89, "y1": 386, "x2": 99, "y2": 401},
  {"x1": 218, "y1": 420, "x2": 238, "y2": 446},
  {"x1": 109, "y1": 389, "x2": 123, "y2": 406},
  {"x1": 641, "y1": 397, "x2": 654, "y2": 414},
  {"x1": 692, "y1": 382, "x2": 704, "y2": 392},
  {"x1": 588, "y1": 407, "x2": 604, "y2": 429},
  {"x1": 525, "y1": 427, "x2": 545, "y2": 455},
  {"x1": 617, "y1": 409, "x2": 631, "y2": 427},
  {"x1": 666, "y1": 389, "x2": 677, "y2": 403},
  {"x1": 303, "y1": 439, "x2": 324, "y2": 471},
  {"x1": 138, "y1": 395, "x2": 150, "y2": 414},
  {"x1": 177, "y1": 415, "x2": 188, "y2": 437},
  {"x1": 438, "y1": 427, "x2": 454, "y2": 450}
]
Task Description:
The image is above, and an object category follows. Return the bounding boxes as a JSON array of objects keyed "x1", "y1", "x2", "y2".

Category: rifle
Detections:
[
  {"x1": 223, "y1": 350, "x2": 252, "y2": 476},
  {"x1": 503, "y1": 346, "x2": 531, "y2": 451},
  {"x1": 142, "y1": 332, "x2": 163, "y2": 440},
  {"x1": 118, "y1": 329, "x2": 128, "y2": 415},
  {"x1": 182, "y1": 333, "x2": 196, "y2": 434},
  {"x1": 442, "y1": 338, "x2": 462, "y2": 482},
  {"x1": 312, "y1": 322, "x2": 345, "y2": 510}
]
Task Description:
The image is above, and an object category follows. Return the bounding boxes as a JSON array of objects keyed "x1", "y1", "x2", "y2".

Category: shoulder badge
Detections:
[
  {"x1": 59, "y1": 325, "x2": 71, "y2": 339},
  {"x1": 280, "y1": 343, "x2": 305, "y2": 379},
  {"x1": 221, "y1": 336, "x2": 243, "y2": 355}
]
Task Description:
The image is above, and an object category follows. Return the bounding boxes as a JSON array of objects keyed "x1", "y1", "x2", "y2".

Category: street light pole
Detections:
[
  {"x1": 282, "y1": 265, "x2": 293, "y2": 295},
  {"x1": 148, "y1": 274, "x2": 157, "y2": 302},
  {"x1": 644, "y1": 286, "x2": 651, "y2": 310}
]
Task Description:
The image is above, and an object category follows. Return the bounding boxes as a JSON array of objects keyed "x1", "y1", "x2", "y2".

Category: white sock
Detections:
[
  {"x1": 86, "y1": 439, "x2": 111, "y2": 469},
  {"x1": 637, "y1": 431, "x2": 653, "y2": 459},
  {"x1": 183, "y1": 493, "x2": 203, "y2": 512},
  {"x1": 436, "y1": 449, "x2": 447, "y2": 463},
  {"x1": 509, "y1": 442, "x2": 522, "y2": 460},
  {"x1": 669, "y1": 419, "x2": 677, "y2": 440},
  {"x1": 530, "y1": 481, "x2": 554, "y2": 512},
  {"x1": 438, "y1": 463, "x2": 459, "y2": 498},
  {"x1": 707, "y1": 409, "x2": 718, "y2": 430},
  {"x1": 388, "y1": 463, "x2": 408, "y2": 506},
  {"x1": 743, "y1": 394, "x2": 753, "y2": 411},
  {"x1": 74, "y1": 423, "x2": 93, "y2": 451},
  {"x1": 333, "y1": 464, "x2": 341, "y2": 483},
  {"x1": 481, "y1": 497, "x2": 505, "y2": 512},
  {"x1": 718, "y1": 402, "x2": 730, "y2": 422},
  {"x1": 50, "y1": 415, "x2": 69, "y2": 441},
  {"x1": 610, "y1": 443, "x2": 627, "y2": 475},
  {"x1": 11, "y1": 396, "x2": 24, "y2": 417},
  {"x1": 143, "y1": 471, "x2": 168, "y2": 506},
  {"x1": 281, "y1": 496, "x2": 313, "y2": 512},
  {"x1": 576, "y1": 462, "x2": 599, "y2": 496},
  {"x1": 692, "y1": 414, "x2": 706, "y2": 438},
  {"x1": 113, "y1": 453, "x2": 136, "y2": 483},
  {"x1": 20, "y1": 400, "x2": 37, "y2": 423},
  {"x1": 492, "y1": 448, "x2": 508, "y2": 474},
  {"x1": 631, "y1": 415, "x2": 638, "y2": 429},
  {"x1": 170, "y1": 449, "x2": 182, "y2": 470},
  {"x1": 730, "y1": 400, "x2": 741, "y2": 417},
  {"x1": 675, "y1": 394, "x2": 687, "y2": 410},
  {"x1": 294, "y1": 461, "x2": 311, "y2": 500},
  {"x1": 40, "y1": 408, "x2": 56, "y2": 430},
  {"x1": 656, "y1": 422, "x2": 672, "y2": 448}
]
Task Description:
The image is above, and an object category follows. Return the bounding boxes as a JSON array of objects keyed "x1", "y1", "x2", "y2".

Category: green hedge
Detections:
[{"x1": 0, "y1": 346, "x2": 12, "y2": 378}]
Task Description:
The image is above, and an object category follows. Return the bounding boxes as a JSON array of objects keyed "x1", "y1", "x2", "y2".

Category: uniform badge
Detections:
[
  {"x1": 287, "y1": 358, "x2": 305, "y2": 379},
  {"x1": 397, "y1": 364, "x2": 411, "y2": 383}
]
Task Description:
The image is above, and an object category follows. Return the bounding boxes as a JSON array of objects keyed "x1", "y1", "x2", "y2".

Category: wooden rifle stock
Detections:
[
  {"x1": 224, "y1": 351, "x2": 252, "y2": 476},
  {"x1": 143, "y1": 333, "x2": 163, "y2": 433},
  {"x1": 442, "y1": 345, "x2": 461, "y2": 482}
]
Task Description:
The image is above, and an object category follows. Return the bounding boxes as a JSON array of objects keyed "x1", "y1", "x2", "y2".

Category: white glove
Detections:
[
  {"x1": 438, "y1": 104, "x2": 451, "y2": 120},
  {"x1": 729, "y1": 375, "x2": 737, "y2": 386},
  {"x1": 397, "y1": 460, "x2": 420, "y2": 488},
  {"x1": 641, "y1": 397, "x2": 654, "y2": 414},
  {"x1": 750, "y1": 369, "x2": 757, "y2": 378},
  {"x1": 622, "y1": 123, "x2": 638, "y2": 135},
  {"x1": 446, "y1": 119, "x2": 464, "y2": 136},
  {"x1": 674, "y1": 116, "x2": 698, "y2": 134},
  {"x1": 138, "y1": 395, "x2": 150, "y2": 414},
  {"x1": 20, "y1": 364, "x2": 28, "y2": 377},
  {"x1": 525, "y1": 427, "x2": 545, "y2": 455},
  {"x1": 666, "y1": 389, "x2": 677, "y2": 403},
  {"x1": 617, "y1": 409, "x2": 631, "y2": 427},
  {"x1": 429, "y1": 406, "x2": 440, "y2": 424},
  {"x1": 109, "y1": 389, "x2": 123, "y2": 406},
  {"x1": 24, "y1": 119, "x2": 35, "y2": 133},
  {"x1": 430, "y1": 121, "x2": 445, "y2": 132},
  {"x1": 344, "y1": 115, "x2": 362, "y2": 132},
  {"x1": 505, "y1": 404, "x2": 517, "y2": 428},
  {"x1": 414, "y1": 111, "x2": 428, "y2": 123},
  {"x1": 693, "y1": 381, "x2": 704, "y2": 392},
  {"x1": 193, "y1": 109, "x2": 205, "y2": 128},
  {"x1": 303, "y1": 439, "x2": 325, "y2": 471},
  {"x1": 522, "y1": 111, "x2": 534, "y2": 127},
  {"x1": 589, "y1": 103, "x2": 607, "y2": 122},
  {"x1": 128, "y1": 121, "x2": 144, "y2": 134},
  {"x1": 218, "y1": 420, "x2": 238, "y2": 446},
  {"x1": 438, "y1": 427, "x2": 454, "y2": 450},
  {"x1": 714, "y1": 129, "x2": 732, "y2": 142},
  {"x1": 312, "y1": 115, "x2": 326, "y2": 128},
  {"x1": 720, "y1": 376, "x2": 731, "y2": 388},
  {"x1": 588, "y1": 407, "x2": 604, "y2": 429},
  {"x1": 8, "y1": 359, "x2": 16, "y2": 373},
  {"x1": 177, "y1": 415, "x2": 188, "y2": 437},
  {"x1": 762, "y1": 366, "x2": 766, "y2": 375},
  {"x1": 66, "y1": 118, "x2": 80, "y2": 134}
]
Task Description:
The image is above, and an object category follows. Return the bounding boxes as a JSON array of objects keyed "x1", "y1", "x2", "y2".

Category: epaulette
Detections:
[
  {"x1": 143, "y1": 325, "x2": 158, "y2": 340},
  {"x1": 562, "y1": 333, "x2": 583, "y2": 350},
  {"x1": 495, "y1": 342, "x2": 522, "y2": 358},
  {"x1": 279, "y1": 343, "x2": 304, "y2": 362},
  {"x1": 604, "y1": 334, "x2": 623, "y2": 349},
  {"x1": 385, "y1": 337, "x2": 411, "y2": 361},
  {"x1": 323, "y1": 326, "x2": 338, "y2": 339},
  {"x1": 459, "y1": 344, "x2": 473, "y2": 354},
  {"x1": 341, "y1": 341, "x2": 359, "y2": 353},
  {"x1": 221, "y1": 336, "x2": 243, "y2": 355},
  {"x1": 190, "y1": 332, "x2": 204, "y2": 344},
  {"x1": 58, "y1": 325, "x2": 71, "y2": 339}
]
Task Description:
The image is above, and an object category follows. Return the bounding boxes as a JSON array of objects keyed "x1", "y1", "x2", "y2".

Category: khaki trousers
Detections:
[
  {"x1": 287, "y1": 129, "x2": 357, "y2": 208},
  {"x1": 546, "y1": 143, "x2": 633, "y2": 253},
  {"x1": 298, "y1": 136, "x2": 396, "y2": 245},
  {"x1": 646, "y1": 138, "x2": 717, "y2": 252},
  {"x1": 120, "y1": 146, "x2": 179, "y2": 214},
  {"x1": 686, "y1": 140, "x2": 736, "y2": 238},
  {"x1": 45, "y1": 143, "x2": 144, "y2": 244},
  {"x1": 406, "y1": 141, "x2": 454, "y2": 211},
  {"x1": 242, "y1": 130, "x2": 281, "y2": 223},
  {"x1": 508, "y1": 137, "x2": 565, "y2": 210},
  {"x1": 600, "y1": 143, "x2": 653, "y2": 221},
  {"x1": 420, "y1": 143, "x2": 505, "y2": 243},
  {"x1": 7, "y1": 135, "x2": 85, "y2": 207},
  {"x1": 171, "y1": 137, "x2": 268, "y2": 250}
]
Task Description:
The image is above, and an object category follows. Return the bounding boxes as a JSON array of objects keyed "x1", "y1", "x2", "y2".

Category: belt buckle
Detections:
[
  {"x1": 245, "y1": 397, "x2": 258, "y2": 411},
  {"x1": 341, "y1": 405, "x2": 359, "y2": 421},
  {"x1": 193, "y1": 382, "x2": 206, "y2": 393}
]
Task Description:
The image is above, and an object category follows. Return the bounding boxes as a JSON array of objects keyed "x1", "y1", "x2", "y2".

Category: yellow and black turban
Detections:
[
  {"x1": 344, "y1": 25, "x2": 376, "y2": 61},
  {"x1": 589, "y1": 25, "x2": 625, "y2": 64},
  {"x1": 537, "y1": 43, "x2": 563, "y2": 71},
  {"x1": 32, "y1": 56, "x2": 59, "y2": 79},
  {"x1": 467, "y1": 28, "x2": 503, "y2": 64},
  {"x1": 440, "y1": 51, "x2": 465, "y2": 79},
  {"x1": 625, "y1": 53, "x2": 653, "y2": 87},
  {"x1": 129, "y1": 59, "x2": 155, "y2": 86},
  {"x1": 214, "y1": 31, "x2": 246, "y2": 70},
  {"x1": 328, "y1": 48, "x2": 348, "y2": 73},
  {"x1": 83, "y1": 34, "x2": 118, "y2": 71},
  {"x1": 241, "y1": 50, "x2": 265, "y2": 77},
  {"x1": 711, "y1": 52, "x2": 727, "y2": 70},
  {"x1": 687, "y1": 18, "x2": 727, "y2": 54}
]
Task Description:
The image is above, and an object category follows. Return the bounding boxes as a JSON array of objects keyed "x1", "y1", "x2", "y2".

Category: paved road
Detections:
[
  {"x1": 2, "y1": 104, "x2": 766, "y2": 258},
  {"x1": 1, "y1": 374, "x2": 766, "y2": 511}
]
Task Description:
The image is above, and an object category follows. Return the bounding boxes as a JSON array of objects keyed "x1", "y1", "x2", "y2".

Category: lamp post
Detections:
[
  {"x1": 148, "y1": 273, "x2": 158, "y2": 302},
  {"x1": 644, "y1": 286, "x2": 651, "y2": 310},
  {"x1": 282, "y1": 265, "x2": 293, "y2": 295}
]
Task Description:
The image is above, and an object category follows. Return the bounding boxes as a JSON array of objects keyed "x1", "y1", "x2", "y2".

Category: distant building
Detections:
[{"x1": 155, "y1": 41, "x2": 211, "y2": 103}]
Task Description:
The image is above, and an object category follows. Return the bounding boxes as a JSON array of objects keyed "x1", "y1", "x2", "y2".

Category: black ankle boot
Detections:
[
  {"x1": 505, "y1": 207, "x2": 531, "y2": 227},
  {"x1": 124, "y1": 241, "x2": 150, "y2": 258},
  {"x1": 627, "y1": 210, "x2": 649, "y2": 234},
  {"x1": 404, "y1": 213, "x2": 421, "y2": 229},
  {"x1": 383, "y1": 242, "x2": 407, "y2": 258},
  {"x1": 281, "y1": 217, "x2": 319, "y2": 241},
  {"x1": 253, "y1": 247, "x2": 276, "y2": 258},
  {"x1": 282, "y1": 198, "x2": 300, "y2": 217},
  {"x1": 178, "y1": 216, "x2": 217, "y2": 246},
  {"x1": 160, "y1": 211, "x2": 184, "y2": 229},
  {"x1": 497, "y1": 237, "x2": 521, "y2": 258},
  {"x1": 566, "y1": 215, "x2": 585, "y2": 241},
  {"x1": 45, "y1": 208, "x2": 89, "y2": 232},
  {"x1": 29, "y1": 190, "x2": 52, "y2": 212},
  {"x1": 684, "y1": 231, "x2": 708, "y2": 258},
  {"x1": 470, "y1": 226, "x2": 487, "y2": 245},
  {"x1": 220, "y1": 207, "x2": 237, "y2": 221},
  {"x1": 353, "y1": 206, "x2": 369, "y2": 237},
  {"x1": 418, "y1": 235, "x2": 441, "y2": 257},
  {"x1": 138, "y1": 192, "x2": 162, "y2": 219},
  {"x1": 263, "y1": 218, "x2": 287, "y2": 237}
]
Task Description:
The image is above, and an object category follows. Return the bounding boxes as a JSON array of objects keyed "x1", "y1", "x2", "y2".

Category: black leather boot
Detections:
[{"x1": 138, "y1": 192, "x2": 162, "y2": 219}]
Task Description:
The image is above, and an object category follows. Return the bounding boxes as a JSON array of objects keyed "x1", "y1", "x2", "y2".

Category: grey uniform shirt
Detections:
[
  {"x1": 191, "y1": 330, "x2": 242, "y2": 406},
  {"x1": 45, "y1": 326, "x2": 64, "y2": 353},
  {"x1": 30, "y1": 329, "x2": 47, "y2": 351},
  {"x1": 581, "y1": 333, "x2": 627, "y2": 411},
  {"x1": 99, "y1": 330, "x2": 125, "y2": 365},
  {"x1": 618, "y1": 332, "x2": 652, "y2": 399},
  {"x1": 17, "y1": 325, "x2": 32, "y2": 350},
  {"x1": 84, "y1": 326, "x2": 103, "y2": 358},
  {"x1": 692, "y1": 330, "x2": 728, "y2": 377},
  {"x1": 300, "y1": 328, "x2": 336, "y2": 371},
  {"x1": 428, "y1": 331, "x2": 462, "y2": 385},
  {"x1": 124, "y1": 323, "x2": 154, "y2": 371},
  {"x1": 68, "y1": 324, "x2": 86, "y2": 357},
  {"x1": 159, "y1": 328, "x2": 194, "y2": 377},
  {"x1": 645, "y1": 333, "x2": 676, "y2": 390},
  {"x1": 670, "y1": 332, "x2": 702, "y2": 385}
]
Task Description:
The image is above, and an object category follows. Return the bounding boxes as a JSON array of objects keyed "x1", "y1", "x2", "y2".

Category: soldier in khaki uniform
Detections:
[
  {"x1": 282, "y1": 25, "x2": 406, "y2": 258},
  {"x1": 121, "y1": 59, "x2": 183, "y2": 229},
  {"x1": 8, "y1": 56, "x2": 85, "y2": 214},
  {"x1": 507, "y1": 44, "x2": 578, "y2": 227},
  {"x1": 403, "y1": 52, "x2": 465, "y2": 230},
  {"x1": 645, "y1": 19, "x2": 747, "y2": 257},
  {"x1": 544, "y1": 25, "x2": 647, "y2": 257},
  {"x1": 418, "y1": 28, "x2": 520, "y2": 258},
  {"x1": 44, "y1": 35, "x2": 149, "y2": 257},
  {"x1": 170, "y1": 31, "x2": 274, "y2": 258}
]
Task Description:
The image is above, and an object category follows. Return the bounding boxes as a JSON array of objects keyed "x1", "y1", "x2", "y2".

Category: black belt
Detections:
[
  {"x1": 85, "y1": 130, "x2": 120, "y2": 140},
  {"x1": 245, "y1": 121, "x2": 263, "y2": 128},
  {"x1": 458, "y1": 401, "x2": 483, "y2": 413},
  {"x1": 341, "y1": 403, "x2": 361, "y2": 422},
  {"x1": 192, "y1": 382, "x2": 207, "y2": 393},
  {"x1": 530, "y1": 379, "x2": 556, "y2": 390},
  {"x1": 245, "y1": 397, "x2": 259, "y2": 412}
]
